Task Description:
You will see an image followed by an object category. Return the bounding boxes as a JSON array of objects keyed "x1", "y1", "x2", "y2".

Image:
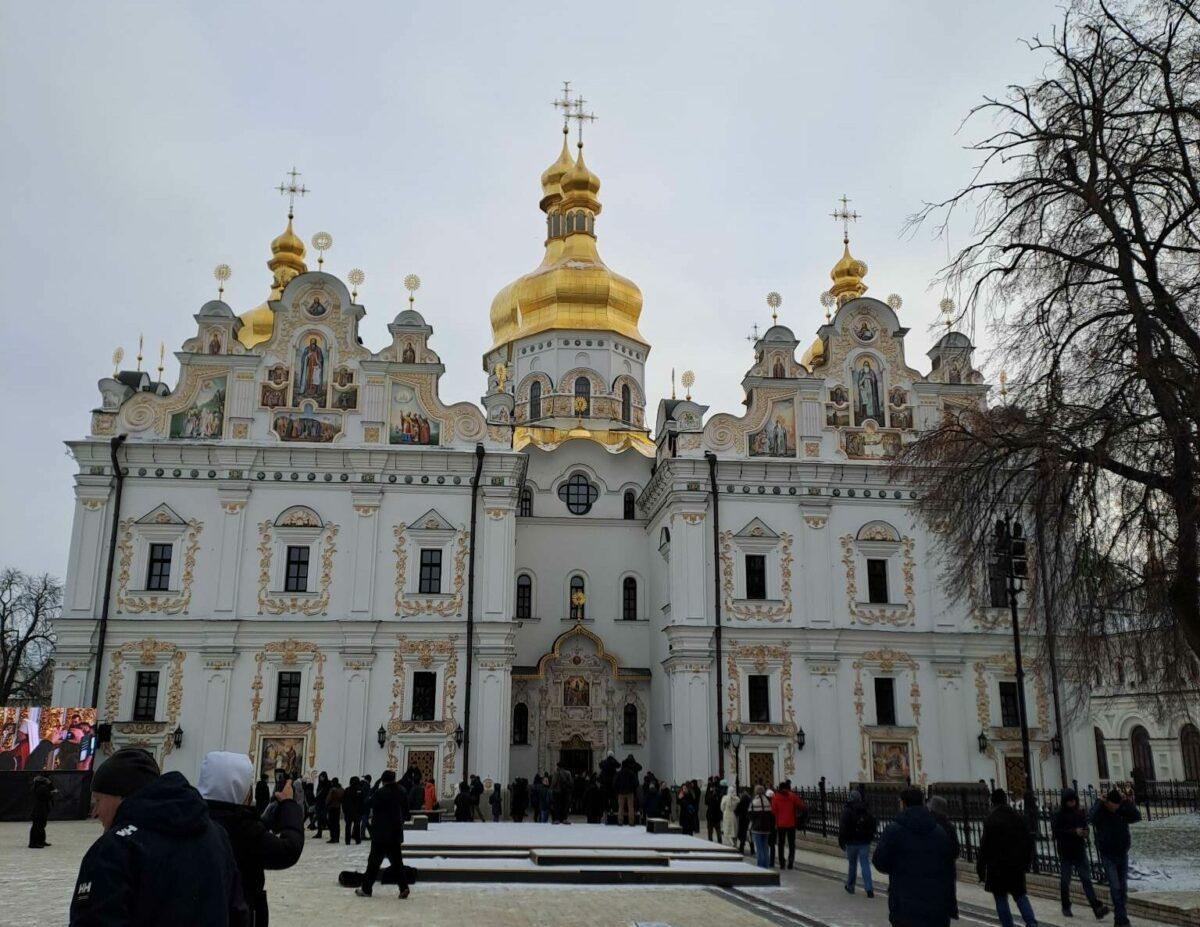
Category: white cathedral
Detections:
[{"x1": 50, "y1": 117, "x2": 1106, "y2": 800}]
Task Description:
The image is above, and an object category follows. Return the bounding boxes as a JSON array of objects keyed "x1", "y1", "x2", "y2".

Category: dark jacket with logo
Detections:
[
  {"x1": 69, "y1": 772, "x2": 247, "y2": 927},
  {"x1": 206, "y1": 797, "x2": 304, "y2": 926},
  {"x1": 977, "y1": 804, "x2": 1034, "y2": 896},
  {"x1": 1089, "y1": 798, "x2": 1141, "y2": 859},
  {"x1": 872, "y1": 805, "x2": 956, "y2": 927}
]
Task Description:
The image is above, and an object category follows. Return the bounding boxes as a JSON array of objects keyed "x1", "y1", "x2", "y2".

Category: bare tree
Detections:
[
  {"x1": 900, "y1": 0, "x2": 1200, "y2": 704},
  {"x1": 0, "y1": 569, "x2": 59, "y2": 705}
]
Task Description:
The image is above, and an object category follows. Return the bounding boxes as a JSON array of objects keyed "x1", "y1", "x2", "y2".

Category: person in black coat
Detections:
[
  {"x1": 838, "y1": 789, "x2": 877, "y2": 897},
  {"x1": 29, "y1": 773, "x2": 56, "y2": 848},
  {"x1": 356, "y1": 769, "x2": 411, "y2": 900},
  {"x1": 977, "y1": 790, "x2": 1037, "y2": 927},
  {"x1": 453, "y1": 781, "x2": 474, "y2": 821},
  {"x1": 342, "y1": 777, "x2": 363, "y2": 845},
  {"x1": 254, "y1": 775, "x2": 270, "y2": 815},
  {"x1": 872, "y1": 787, "x2": 956, "y2": 927},
  {"x1": 734, "y1": 788, "x2": 751, "y2": 855},
  {"x1": 70, "y1": 748, "x2": 247, "y2": 926},
  {"x1": 615, "y1": 757, "x2": 641, "y2": 825},
  {"x1": 1051, "y1": 788, "x2": 1107, "y2": 918},
  {"x1": 510, "y1": 777, "x2": 529, "y2": 822},
  {"x1": 198, "y1": 751, "x2": 304, "y2": 927},
  {"x1": 599, "y1": 752, "x2": 620, "y2": 813},
  {"x1": 1090, "y1": 787, "x2": 1141, "y2": 927},
  {"x1": 312, "y1": 772, "x2": 329, "y2": 838},
  {"x1": 926, "y1": 795, "x2": 960, "y2": 919}
]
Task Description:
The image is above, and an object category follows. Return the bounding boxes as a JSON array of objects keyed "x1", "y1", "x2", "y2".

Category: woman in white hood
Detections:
[{"x1": 198, "y1": 751, "x2": 304, "y2": 927}]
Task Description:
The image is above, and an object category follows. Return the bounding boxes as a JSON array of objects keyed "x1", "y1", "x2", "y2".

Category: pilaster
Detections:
[{"x1": 215, "y1": 483, "x2": 250, "y2": 613}]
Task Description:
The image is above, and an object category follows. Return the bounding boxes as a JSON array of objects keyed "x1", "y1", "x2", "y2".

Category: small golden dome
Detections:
[
  {"x1": 237, "y1": 216, "x2": 309, "y2": 349},
  {"x1": 800, "y1": 336, "x2": 825, "y2": 369},
  {"x1": 829, "y1": 242, "x2": 868, "y2": 305},
  {"x1": 539, "y1": 129, "x2": 574, "y2": 213},
  {"x1": 559, "y1": 146, "x2": 601, "y2": 214}
]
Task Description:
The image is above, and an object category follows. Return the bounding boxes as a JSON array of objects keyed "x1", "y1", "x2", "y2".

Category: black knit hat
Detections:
[{"x1": 92, "y1": 747, "x2": 160, "y2": 797}]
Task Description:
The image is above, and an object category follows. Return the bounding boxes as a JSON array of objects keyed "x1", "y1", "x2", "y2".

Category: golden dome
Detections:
[
  {"x1": 539, "y1": 129, "x2": 574, "y2": 213},
  {"x1": 800, "y1": 336, "x2": 825, "y2": 369},
  {"x1": 829, "y1": 241, "x2": 868, "y2": 305},
  {"x1": 237, "y1": 216, "x2": 309, "y2": 349},
  {"x1": 488, "y1": 143, "x2": 645, "y2": 355}
]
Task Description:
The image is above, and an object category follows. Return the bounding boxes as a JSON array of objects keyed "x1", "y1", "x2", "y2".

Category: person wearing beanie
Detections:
[
  {"x1": 198, "y1": 751, "x2": 304, "y2": 927},
  {"x1": 977, "y1": 789, "x2": 1038, "y2": 927},
  {"x1": 70, "y1": 747, "x2": 247, "y2": 926},
  {"x1": 356, "y1": 768, "x2": 412, "y2": 900},
  {"x1": 1089, "y1": 786, "x2": 1141, "y2": 926},
  {"x1": 873, "y1": 787, "x2": 956, "y2": 927},
  {"x1": 1052, "y1": 788, "x2": 1108, "y2": 919}
]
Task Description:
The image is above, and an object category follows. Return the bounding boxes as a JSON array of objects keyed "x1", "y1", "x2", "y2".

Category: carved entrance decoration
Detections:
[
  {"x1": 724, "y1": 642, "x2": 797, "y2": 776},
  {"x1": 513, "y1": 625, "x2": 647, "y2": 774},
  {"x1": 407, "y1": 749, "x2": 436, "y2": 784},
  {"x1": 852, "y1": 648, "x2": 925, "y2": 784},
  {"x1": 385, "y1": 635, "x2": 460, "y2": 797},
  {"x1": 748, "y1": 752, "x2": 776, "y2": 788},
  {"x1": 247, "y1": 640, "x2": 326, "y2": 771}
]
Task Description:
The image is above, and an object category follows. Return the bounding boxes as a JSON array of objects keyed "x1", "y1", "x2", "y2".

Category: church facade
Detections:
[{"x1": 51, "y1": 123, "x2": 1100, "y2": 798}]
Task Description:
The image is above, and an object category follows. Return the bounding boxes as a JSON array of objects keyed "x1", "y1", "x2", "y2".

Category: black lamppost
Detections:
[
  {"x1": 993, "y1": 514, "x2": 1039, "y2": 841},
  {"x1": 721, "y1": 729, "x2": 744, "y2": 786}
]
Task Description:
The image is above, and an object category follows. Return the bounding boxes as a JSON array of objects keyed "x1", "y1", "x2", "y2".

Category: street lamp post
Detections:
[
  {"x1": 994, "y1": 514, "x2": 1039, "y2": 848},
  {"x1": 722, "y1": 729, "x2": 744, "y2": 787}
]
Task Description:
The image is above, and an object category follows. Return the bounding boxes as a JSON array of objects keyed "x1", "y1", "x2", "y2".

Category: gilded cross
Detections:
[
  {"x1": 831, "y1": 194, "x2": 860, "y2": 244},
  {"x1": 277, "y1": 167, "x2": 309, "y2": 217}
]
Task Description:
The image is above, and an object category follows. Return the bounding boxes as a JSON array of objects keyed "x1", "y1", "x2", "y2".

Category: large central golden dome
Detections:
[{"x1": 487, "y1": 135, "x2": 646, "y2": 354}]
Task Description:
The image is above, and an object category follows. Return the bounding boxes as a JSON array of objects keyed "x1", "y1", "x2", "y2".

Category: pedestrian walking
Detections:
[
  {"x1": 70, "y1": 747, "x2": 247, "y2": 926},
  {"x1": 678, "y1": 781, "x2": 699, "y2": 835},
  {"x1": 872, "y1": 787, "x2": 956, "y2": 927},
  {"x1": 734, "y1": 787, "x2": 751, "y2": 855},
  {"x1": 325, "y1": 777, "x2": 344, "y2": 843},
  {"x1": 927, "y1": 795, "x2": 961, "y2": 919},
  {"x1": 1052, "y1": 788, "x2": 1108, "y2": 919},
  {"x1": 838, "y1": 787, "x2": 876, "y2": 897},
  {"x1": 469, "y1": 774, "x2": 486, "y2": 822},
  {"x1": 454, "y1": 782, "x2": 474, "y2": 821},
  {"x1": 1090, "y1": 786, "x2": 1141, "y2": 927},
  {"x1": 359, "y1": 774, "x2": 373, "y2": 840},
  {"x1": 313, "y1": 771, "x2": 329, "y2": 839},
  {"x1": 748, "y1": 785, "x2": 774, "y2": 869},
  {"x1": 406, "y1": 774, "x2": 424, "y2": 818},
  {"x1": 552, "y1": 763, "x2": 574, "y2": 824},
  {"x1": 616, "y1": 755, "x2": 640, "y2": 825},
  {"x1": 302, "y1": 778, "x2": 317, "y2": 830},
  {"x1": 510, "y1": 777, "x2": 529, "y2": 822},
  {"x1": 536, "y1": 773, "x2": 552, "y2": 822},
  {"x1": 343, "y1": 776, "x2": 363, "y2": 845},
  {"x1": 254, "y1": 774, "x2": 270, "y2": 814},
  {"x1": 977, "y1": 789, "x2": 1038, "y2": 927},
  {"x1": 28, "y1": 773, "x2": 55, "y2": 848},
  {"x1": 489, "y1": 782, "x2": 503, "y2": 822},
  {"x1": 770, "y1": 780, "x2": 805, "y2": 870},
  {"x1": 198, "y1": 750, "x2": 305, "y2": 927},
  {"x1": 356, "y1": 769, "x2": 411, "y2": 900},
  {"x1": 705, "y1": 778, "x2": 723, "y2": 841},
  {"x1": 599, "y1": 752, "x2": 620, "y2": 815},
  {"x1": 423, "y1": 778, "x2": 436, "y2": 812}
]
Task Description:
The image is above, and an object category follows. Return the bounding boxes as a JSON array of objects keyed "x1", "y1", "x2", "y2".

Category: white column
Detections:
[
  {"x1": 667, "y1": 501, "x2": 709, "y2": 624},
  {"x1": 215, "y1": 487, "x2": 250, "y2": 613},
  {"x1": 68, "y1": 484, "x2": 111, "y2": 615},
  {"x1": 472, "y1": 658, "x2": 512, "y2": 784},
  {"x1": 200, "y1": 654, "x2": 235, "y2": 756},
  {"x1": 799, "y1": 503, "x2": 834, "y2": 627},
  {"x1": 349, "y1": 491, "x2": 381, "y2": 614},
  {"x1": 479, "y1": 493, "x2": 516, "y2": 622},
  {"x1": 807, "y1": 659, "x2": 844, "y2": 782},
  {"x1": 339, "y1": 654, "x2": 373, "y2": 776},
  {"x1": 667, "y1": 661, "x2": 713, "y2": 780}
]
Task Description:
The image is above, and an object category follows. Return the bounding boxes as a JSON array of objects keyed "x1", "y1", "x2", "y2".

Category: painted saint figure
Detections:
[
  {"x1": 854, "y1": 358, "x2": 882, "y2": 424},
  {"x1": 296, "y1": 336, "x2": 326, "y2": 401}
]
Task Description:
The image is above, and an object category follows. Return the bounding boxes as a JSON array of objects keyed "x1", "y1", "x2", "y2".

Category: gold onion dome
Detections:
[
  {"x1": 238, "y1": 216, "x2": 309, "y2": 349},
  {"x1": 488, "y1": 142, "x2": 645, "y2": 354},
  {"x1": 829, "y1": 242, "x2": 868, "y2": 305}
]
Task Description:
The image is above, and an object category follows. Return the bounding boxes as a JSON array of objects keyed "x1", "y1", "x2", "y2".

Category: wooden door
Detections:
[
  {"x1": 748, "y1": 752, "x2": 775, "y2": 789},
  {"x1": 407, "y1": 749, "x2": 436, "y2": 785},
  {"x1": 1004, "y1": 754, "x2": 1027, "y2": 793}
]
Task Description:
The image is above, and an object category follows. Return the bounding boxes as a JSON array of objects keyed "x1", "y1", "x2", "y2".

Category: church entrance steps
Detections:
[{"x1": 530, "y1": 849, "x2": 670, "y2": 866}]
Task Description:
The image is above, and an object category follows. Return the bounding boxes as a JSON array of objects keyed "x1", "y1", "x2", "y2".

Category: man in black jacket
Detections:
[
  {"x1": 977, "y1": 790, "x2": 1037, "y2": 927},
  {"x1": 1051, "y1": 788, "x2": 1108, "y2": 919},
  {"x1": 70, "y1": 747, "x2": 247, "y2": 926},
  {"x1": 356, "y1": 769, "x2": 411, "y2": 900},
  {"x1": 29, "y1": 773, "x2": 56, "y2": 848},
  {"x1": 1090, "y1": 787, "x2": 1141, "y2": 927},
  {"x1": 837, "y1": 788, "x2": 877, "y2": 897},
  {"x1": 198, "y1": 751, "x2": 305, "y2": 927},
  {"x1": 616, "y1": 755, "x2": 641, "y2": 825},
  {"x1": 872, "y1": 788, "x2": 956, "y2": 927}
]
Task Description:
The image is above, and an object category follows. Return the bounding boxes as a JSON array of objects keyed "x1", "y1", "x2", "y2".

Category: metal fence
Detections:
[{"x1": 794, "y1": 778, "x2": 1200, "y2": 885}]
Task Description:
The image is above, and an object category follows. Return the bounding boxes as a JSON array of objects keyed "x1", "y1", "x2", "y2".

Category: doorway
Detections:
[
  {"x1": 748, "y1": 751, "x2": 776, "y2": 789},
  {"x1": 1004, "y1": 754, "x2": 1028, "y2": 793},
  {"x1": 559, "y1": 734, "x2": 593, "y2": 780}
]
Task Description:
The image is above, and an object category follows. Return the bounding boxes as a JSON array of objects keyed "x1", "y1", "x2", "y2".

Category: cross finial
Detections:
[
  {"x1": 831, "y1": 193, "x2": 860, "y2": 244},
  {"x1": 746, "y1": 323, "x2": 761, "y2": 345},
  {"x1": 567, "y1": 96, "x2": 597, "y2": 149},
  {"x1": 552, "y1": 81, "x2": 574, "y2": 131},
  {"x1": 277, "y1": 166, "x2": 309, "y2": 218}
]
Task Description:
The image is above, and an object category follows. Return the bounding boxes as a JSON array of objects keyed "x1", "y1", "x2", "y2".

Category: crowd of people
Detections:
[{"x1": 55, "y1": 746, "x2": 1145, "y2": 927}]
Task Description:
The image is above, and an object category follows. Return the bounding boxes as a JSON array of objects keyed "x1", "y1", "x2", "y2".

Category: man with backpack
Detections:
[{"x1": 838, "y1": 787, "x2": 877, "y2": 897}]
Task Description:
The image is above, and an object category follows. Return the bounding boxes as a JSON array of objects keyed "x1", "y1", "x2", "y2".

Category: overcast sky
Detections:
[{"x1": 0, "y1": 1, "x2": 1059, "y2": 577}]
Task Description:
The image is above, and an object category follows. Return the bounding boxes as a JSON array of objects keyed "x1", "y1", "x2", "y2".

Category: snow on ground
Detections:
[{"x1": 1128, "y1": 812, "x2": 1200, "y2": 893}]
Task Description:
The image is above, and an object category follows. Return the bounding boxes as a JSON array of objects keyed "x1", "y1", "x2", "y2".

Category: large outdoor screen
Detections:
[{"x1": 0, "y1": 707, "x2": 98, "y2": 772}]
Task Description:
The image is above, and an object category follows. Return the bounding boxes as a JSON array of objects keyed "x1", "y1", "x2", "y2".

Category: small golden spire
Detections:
[
  {"x1": 348, "y1": 268, "x2": 364, "y2": 301},
  {"x1": 829, "y1": 195, "x2": 868, "y2": 305},
  {"x1": 213, "y1": 263, "x2": 231, "y2": 299},
  {"x1": 746, "y1": 323, "x2": 761, "y2": 345},
  {"x1": 671, "y1": 367, "x2": 676, "y2": 400},
  {"x1": 766, "y1": 291, "x2": 782, "y2": 325},
  {"x1": 681, "y1": 369, "x2": 695, "y2": 401},
  {"x1": 940, "y1": 296, "x2": 956, "y2": 331},
  {"x1": 311, "y1": 232, "x2": 332, "y2": 270},
  {"x1": 404, "y1": 274, "x2": 421, "y2": 308},
  {"x1": 157, "y1": 342, "x2": 165, "y2": 380},
  {"x1": 111, "y1": 347, "x2": 124, "y2": 377},
  {"x1": 136, "y1": 334, "x2": 144, "y2": 371}
]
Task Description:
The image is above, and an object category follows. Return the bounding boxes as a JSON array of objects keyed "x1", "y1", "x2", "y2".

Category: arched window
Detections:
[
  {"x1": 518, "y1": 487, "x2": 533, "y2": 518},
  {"x1": 515, "y1": 574, "x2": 532, "y2": 620},
  {"x1": 529, "y1": 381, "x2": 542, "y2": 420},
  {"x1": 623, "y1": 490, "x2": 636, "y2": 520},
  {"x1": 623, "y1": 704, "x2": 639, "y2": 745},
  {"x1": 512, "y1": 703, "x2": 529, "y2": 745},
  {"x1": 1094, "y1": 727, "x2": 1110, "y2": 780},
  {"x1": 558, "y1": 472, "x2": 598, "y2": 515},
  {"x1": 1181, "y1": 724, "x2": 1200, "y2": 781},
  {"x1": 1131, "y1": 725, "x2": 1155, "y2": 779},
  {"x1": 622, "y1": 577, "x2": 637, "y2": 621},
  {"x1": 569, "y1": 575, "x2": 586, "y2": 620},
  {"x1": 621, "y1": 384, "x2": 632, "y2": 423},
  {"x1": 574, "y1": 376, "x2": 591, "y2": 417}
]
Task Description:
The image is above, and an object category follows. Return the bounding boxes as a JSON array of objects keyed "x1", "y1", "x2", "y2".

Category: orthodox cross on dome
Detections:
[
  {"x1": 568, "y1": 96, "x2": 597, "y2": 148},
  {"x1": 552, "y1": 81, "x2": 575, "y2": 130},
  {"x1": 746, "y1": 323, "x2": 761, "y2": 345},
  {"x1": 276, "y1": 167, "x2": 309, "y2": 218},
  {"x1": 831, "y1": 194, "x2": 860, "y2": 244}
]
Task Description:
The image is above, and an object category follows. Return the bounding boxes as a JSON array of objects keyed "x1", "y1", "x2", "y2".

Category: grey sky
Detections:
[{"x1": 0, "y1": 1, "x2": 1057, "y2": 576}]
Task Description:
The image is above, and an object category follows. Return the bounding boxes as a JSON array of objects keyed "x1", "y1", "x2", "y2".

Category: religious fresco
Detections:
[
  {"x1": 871, "y1": 740, "x2": 911, "y2": 783},
  {"x1": 749, "y1": 398, "x2": 796, "y2": 457},
  {"x1": 330, "y1": 367, "x2": 358, "y2": 411},
  {"x1": 272, "y1": 409, "x2": 341, "y2": 443},
  {"x1": 563, "y1": 676, "x2": 590, "y2": 707},
  {"x1": 293, "y1": 333, "x2": 328, "y2": 407},
  {"x1": 826, "y1": 384, "x2": 850, "y2": 428},
  {"x1": 259, "y1": 736, "x2": 304, "y2": 779},
  {"x1": 844, "y1": 423, "x2": 902, "y2": 460},
  {"x1": 388, "y1": 382, "x2": 439, "y2": 446},
  {"x1": 853, "y1": 357, "x2": 884, "y2": 425},
  {"x1": 207, "y1": 331, "x2": 224, "y2": 355},
  {"x1": 304, "y1": 294, "x2": 330, "y2": 318},
  {"x1": 169, "y1": 375, "x2": 226, "y2": 439},
  {"x1": 853, "y1": 316, "x2": 878, "y2": 343},
  {"x1": 401, "y1": 341, "x2": 417, "y2": 364},
  {"x1": 260, "y1": 365, "x2": 289, "y2": 409}
]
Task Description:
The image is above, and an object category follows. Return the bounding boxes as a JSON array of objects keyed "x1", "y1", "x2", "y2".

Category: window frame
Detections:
[
  {"x1": 622, "y1": 576, "x2": 638, "y2": 621},
  {"x1": 512, "y1": 702, "x2": 529, "y2": 745},
  {"x1": 874, "y1": 676, "x2": 897, "y2": 727},
  {"x1": 569, "y1": 574, "x2": 586, "y2": 621},
  {"x1": 620, "y1": 383, "x2": 632, "y2": 423},
  {"x1": 145, "y1": 542, "x2": 173, "y2": 592},
  {"x1": 622, "y1": 703, "x2": 639, "y2": 745},
  {"x1": 623, "y1": 490, "x2": 636, "y2": 520},
  {"x1": 747, "y1": 674, "x2": 771, "y2": 723},
  {"x1": 745, "y1": 554, "x2": 767, "y2": 601},
  {"x1": 866, "y1": 558, "x2": 889, "y2": 604},
  {"x1": 411, "y1": 670, "x2": 438, "y2": 722},
  {"x1": 284, "y1": 544, "x2": 311, "y2": 593},
  {"x1": 518, "y1": 487, "x2": 533, "y2": 518},
  {"x1": 275, "y1": 670, "x2": 302, "y2": 722},
  {"x1": 529, "y1": 381, "x2": 542, "y2": 420},
  {"x1": 559, "y1": 472, "x2": 598, "y2": 515},
  {"x1": 418, "y1": 548, "x2": 443, "y2": 595},
  {"x1": 574, "y1": 376, "x2": 591, "y2": 417},
  {"x1": 132, "y1": 670, "x2": 160, "y2": 722},
  {"x1": 998, "y1": 680, "x2": 1021, "y2": 729}
]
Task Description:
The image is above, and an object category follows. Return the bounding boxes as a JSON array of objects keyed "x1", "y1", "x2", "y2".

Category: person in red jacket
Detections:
[{"x1": 770, "y1": 780, "x2": 806, "y2": 870}]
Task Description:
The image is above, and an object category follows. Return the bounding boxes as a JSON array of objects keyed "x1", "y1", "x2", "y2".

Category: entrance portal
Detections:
[{"x1": 559, "y1": 734, "x2": 593, "y2": 779}]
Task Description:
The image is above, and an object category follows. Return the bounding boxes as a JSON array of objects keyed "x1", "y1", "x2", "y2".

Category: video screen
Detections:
[{"x1": 0, "y1": 707, "x2": 98, "y2": 772}]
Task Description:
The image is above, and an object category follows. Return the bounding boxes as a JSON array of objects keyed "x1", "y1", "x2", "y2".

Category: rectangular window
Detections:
[
  {"x1": 874, "y1": 677, "x2": 896, "y2": 726},
  {"x1": 999, "y1": 681, "x2": 1022, "y2": 728},
  {"x1": 145, "y1": 543, "x2": 172, "y2": 591},
  {"x1": 516, "y1": 576, "x2": 532, "y2": 620},
  {"x1": 748, "y1": 674, "x2": 771, "y2": 723},
  {"x1": 987, "y1": 560, "x2": 1008, "y2": 608},
  {"x1": 419, "y1": 549, "x2": 443, "y2": 594},
  {"x1": 866, "y1": 558, "x2": 889, "y2": 604},
  {"x1": 411, "y1": 671, "x2": 437, "y2": 722},
  {"x1": 132, "y1": 671, "x2": 159, "y2": 721},
  {"x1": 745, "y1": 555, "x2": 767, "y2": 600},
  {"x1": 284, "y1": 545, "x2": 310, "y2": 592},
  {"x1": 275, "y1": 671, "x2": 302, "y2": 722}
]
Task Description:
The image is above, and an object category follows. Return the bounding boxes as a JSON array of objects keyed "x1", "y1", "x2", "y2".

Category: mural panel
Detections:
[
  {"x1": 749, "y1": 398, "x2": 796, "y2": 457},
  {"x1": 871, "y1": 740, "x2": 911, "y2": 782},
  {"x1": 293, "y1": 333, "x2": 328, "y2": 407},
  {"x1": 259, "y1": 735, "x2": 304, "y2": 779},
  {"x1": 853, "y1": 358, "x2": 883, "y2": 425},
  {"x1": 388, "y1": 383, "x2": 439, "y2": 446},
  {"x1": 272, "y1": 409, "x2": 342, "y2": 443},
  {"x1": 169, "y1": 375, "x2": 226, "y2": 439}
]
